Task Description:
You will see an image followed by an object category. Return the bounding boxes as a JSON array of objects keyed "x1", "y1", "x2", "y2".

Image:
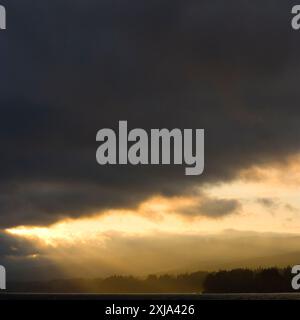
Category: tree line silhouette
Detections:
[{"x1": 203, "y1": 267, "x2": 293, "y2": 293}]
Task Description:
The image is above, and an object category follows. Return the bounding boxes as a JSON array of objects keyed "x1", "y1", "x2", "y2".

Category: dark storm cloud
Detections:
[{"x1": 0, "y1": 0, "x2": 300, "y2": 227}]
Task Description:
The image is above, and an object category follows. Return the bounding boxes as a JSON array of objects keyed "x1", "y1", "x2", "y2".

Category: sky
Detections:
[{"x1": 1, "y1": 0, "x2": 300, "y2": 281}]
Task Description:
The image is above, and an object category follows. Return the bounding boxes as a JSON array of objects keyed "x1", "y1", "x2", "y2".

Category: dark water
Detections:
[{"x1": 1, "y1": 293, "x2": 300, "y2": 300}]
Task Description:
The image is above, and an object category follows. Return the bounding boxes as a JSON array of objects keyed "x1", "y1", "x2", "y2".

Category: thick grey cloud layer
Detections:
[{"x1": 0, "y1": 0, "x2": 300, "y2": 227}]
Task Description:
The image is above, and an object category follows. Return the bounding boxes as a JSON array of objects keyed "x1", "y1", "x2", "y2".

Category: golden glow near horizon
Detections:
[
  {"x1": 6, "y1": 196, "x2": 211, "y2": 247},
  {"x1": 5, "y1": 155, "x2": 300, "y2": 276}
]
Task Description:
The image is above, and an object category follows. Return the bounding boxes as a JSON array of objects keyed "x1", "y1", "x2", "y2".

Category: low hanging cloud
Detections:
[
  {"x1": 257, "y1": 198, "x2": 280, "y2": 210},
  {"x1": 174, "y1": 197, "x2": 242, "y2": 218},
  {"x1": 0, "y1": 231, "x2": 39, "y2": 258},
  {"x1": 0, "y1": 0, "x2": 300, "y2": 227},
  {"x1": 198, "y1": 198, "x2": 241, "y2": 218}
]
